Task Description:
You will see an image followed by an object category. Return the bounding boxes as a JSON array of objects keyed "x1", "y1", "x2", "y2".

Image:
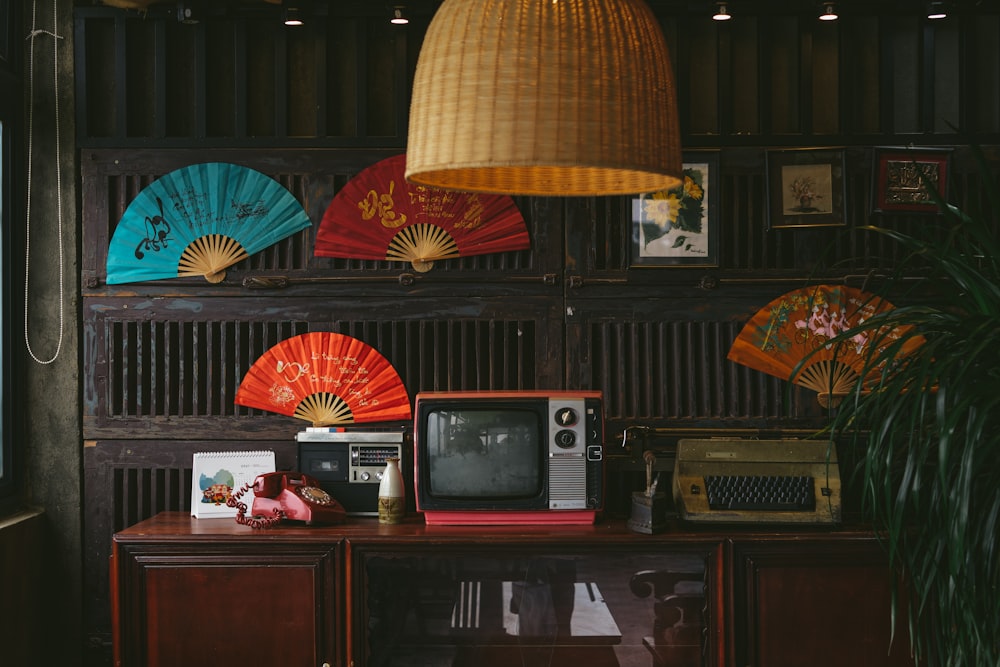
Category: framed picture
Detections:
[
  {"x1": 630, "y1": 151, "x2": 720, "y2": 267},
  {"x1": 871, "y1": 146, "x2": 952, "y2": 214},
  {"x1": 766, "y1": 148, "x2": 847, "y2": 229}
]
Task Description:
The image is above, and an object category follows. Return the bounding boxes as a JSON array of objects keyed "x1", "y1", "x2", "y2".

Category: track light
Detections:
[
  {"x1": 390, "y1": 6, "x2": 409, "y2": 25},
  {"x1": 176, "y1": 1, "x2": 201, "y2": 24},
  {"x1": 819, "y1": 2, "x2": 838, "y2": 21},
  {"x1": 712, "y1": 2, "x2": 731, "y2": 21},
  {"x1": 927, "y1": 1, "x2": 947, "y2": 19},
  {"x1": 283, "y1": 4, "x2": 304, "y2": 27}
]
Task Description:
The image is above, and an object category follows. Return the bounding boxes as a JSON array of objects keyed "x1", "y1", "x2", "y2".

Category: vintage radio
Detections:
[{"x1": 297, "y1": 429, "x2": 414, "y2": 516}]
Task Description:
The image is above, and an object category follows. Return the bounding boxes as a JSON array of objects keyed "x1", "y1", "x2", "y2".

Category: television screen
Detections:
[{"x1": 424, "y1": 408, "x2": 543, "y2": 499}]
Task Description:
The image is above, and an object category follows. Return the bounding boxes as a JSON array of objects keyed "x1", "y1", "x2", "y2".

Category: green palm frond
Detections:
[{"x1": 801, "y1": 146, "x2": 1000, "y2": 666}]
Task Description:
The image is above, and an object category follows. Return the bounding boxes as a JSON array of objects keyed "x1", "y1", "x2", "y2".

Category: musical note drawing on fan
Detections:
[
  {"x1": 360, "y1": 180, "x2": 407, "y2": 228},
  {"x1": 276, "y1": 360, "x2": 309, "y2": 383},
  {"x1": 135, "y1": 197, "x2": 173, "y2": 260}
]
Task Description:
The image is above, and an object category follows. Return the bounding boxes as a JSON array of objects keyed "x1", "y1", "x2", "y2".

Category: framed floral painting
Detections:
[
  {"x1": 630, "y1": 151, "x2": 720, "y2": 267},
  {"x1": 766, "y1": 148, "x2": 847, "y2": 229}
]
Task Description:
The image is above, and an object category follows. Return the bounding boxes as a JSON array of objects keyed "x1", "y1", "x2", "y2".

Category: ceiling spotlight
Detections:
[
  {"x1": 390, "y1": 6, "x2": 409, "y2": 25},
  {"x1": 283, "y1": 5, "x2": 304, "y2": 27},
  {"x1": 176, "y1": 1, "x2": 201, "y2": 24},
  {"x1": 712, "y1": 2, "x2": 731, "y2": 21},
  {"x1": 927, "y1": 1, "x2": 947, "y2": 19},
  {"x1": 819, "y1": 2, "x2": 838, "y2": 21}
]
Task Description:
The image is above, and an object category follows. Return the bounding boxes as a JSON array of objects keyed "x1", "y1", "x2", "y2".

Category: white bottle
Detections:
[{"x1": 377, "y1": 457, "x2": 405, "y2": 524}]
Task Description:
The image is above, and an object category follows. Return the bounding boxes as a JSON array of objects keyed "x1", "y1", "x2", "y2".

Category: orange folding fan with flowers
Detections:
[
  {"x1": 727, "y1": 284, "x2": 924, "y2": 406},
  {"x1": 314, "y1": 154, "x2": 530, "y2": 272},
  {"x1": 234, "y1": 332, "x2": 411, "y2": 426}
]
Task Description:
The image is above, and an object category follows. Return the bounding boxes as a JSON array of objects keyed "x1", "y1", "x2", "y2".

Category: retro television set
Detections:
[{"x1": 413, "y1": 390, "x2": 605, "y2": 525}]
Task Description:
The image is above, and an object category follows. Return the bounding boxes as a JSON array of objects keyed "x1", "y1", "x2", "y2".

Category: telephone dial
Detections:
[{"x1": 227, "y1": 471, "x2": 346, "y2": 528}]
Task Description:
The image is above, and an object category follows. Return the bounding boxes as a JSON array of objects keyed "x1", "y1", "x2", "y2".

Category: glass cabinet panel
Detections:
[{"x1": 358, "y1": 549, "x2": 712, "y2": 667}]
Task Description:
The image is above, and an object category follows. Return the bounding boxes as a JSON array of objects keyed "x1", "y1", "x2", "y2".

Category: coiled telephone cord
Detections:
[{"x1": 227, "y1": 482, "x2": 285, "y2": 529}]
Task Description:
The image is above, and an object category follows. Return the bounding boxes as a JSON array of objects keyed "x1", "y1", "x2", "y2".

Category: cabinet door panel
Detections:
[
  {"x1": 115, "y1": 545, "x2": 339, "y2": 667},
  {"x1": 144, "y1": 565, "x2": 318, "y2": 666},
  {"x1": 351, "y1": 546, "x2": 722, "y2": 667},
  {"x1": 733, "y1": 539, "x2": 914, "y2": 667}
]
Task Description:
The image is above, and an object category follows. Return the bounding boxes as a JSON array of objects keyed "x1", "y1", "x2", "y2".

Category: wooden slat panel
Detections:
[
  {"x1": 565, "y1": 294, "x2": 831, "y2": 433},
  {"x1": 73, "y1": 5, "x2": 1000, "y2": 147},
  {"x1": 83, "y1": 296, "x2": 561, "y2": 440}
]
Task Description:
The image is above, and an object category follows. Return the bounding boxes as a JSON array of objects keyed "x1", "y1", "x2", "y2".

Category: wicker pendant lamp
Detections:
[{"x1": 405, "y1": 0, "x2": 683, "y2": 197}]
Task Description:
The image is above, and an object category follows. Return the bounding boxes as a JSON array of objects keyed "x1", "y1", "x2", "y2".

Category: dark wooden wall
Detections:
[{"x1": 74, "y1": 1, "x2": 1000, "y2": 662}]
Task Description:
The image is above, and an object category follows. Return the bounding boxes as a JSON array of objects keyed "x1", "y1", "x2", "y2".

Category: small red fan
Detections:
[
  {"x1": 314, "y1": 154, "x2": 530, "y2": 272},
  {"x1": 235, "y1": 332, "x2": 411, "y2": 426},
  {"x1": 727, "y1": 284, "x2": 924, "y2": 406}
]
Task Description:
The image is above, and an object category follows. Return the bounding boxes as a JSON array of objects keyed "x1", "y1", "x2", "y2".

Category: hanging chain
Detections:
[{"x1": 24, "y1": 0, "x2": 65, "y2": 365}]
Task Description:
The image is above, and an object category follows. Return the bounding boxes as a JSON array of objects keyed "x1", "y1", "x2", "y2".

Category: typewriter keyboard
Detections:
[{"x1": 704, "y1": 474, "x2": 816, "y2": 512}]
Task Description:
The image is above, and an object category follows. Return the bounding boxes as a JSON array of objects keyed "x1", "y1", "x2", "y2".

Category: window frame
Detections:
[{"x1": 0, "y1": 0, "x2": 23, "y2": 513}]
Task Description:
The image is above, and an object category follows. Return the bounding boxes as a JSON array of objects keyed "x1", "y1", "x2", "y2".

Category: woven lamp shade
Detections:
[{"x1": 405, "y1": 0, "x2": 683, "y2": 197}]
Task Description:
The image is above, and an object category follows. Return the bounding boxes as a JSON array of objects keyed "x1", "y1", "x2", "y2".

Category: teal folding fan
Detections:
[{"x1": 106, "y1": 162, "x2": 312, "y2": 284}]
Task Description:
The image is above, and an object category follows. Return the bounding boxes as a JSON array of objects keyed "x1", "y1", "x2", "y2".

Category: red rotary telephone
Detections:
[{"x1": 228, "y1": 471, "x2": 346, "y2": 528}]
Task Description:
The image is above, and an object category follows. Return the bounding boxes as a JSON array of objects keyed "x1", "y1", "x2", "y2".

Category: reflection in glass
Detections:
[{"x1": 364, "y1": 552, "x2": 706, "y2": 667}]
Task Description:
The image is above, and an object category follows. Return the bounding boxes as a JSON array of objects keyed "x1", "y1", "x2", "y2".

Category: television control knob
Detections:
[
  {"x1": 555, "y1": 407, "x2": 578, "y2": 426},
  {"x1": 360, "y1": 472, "x2": 371, "y2": 481},
  {"x1": 555, "y1": 429, "x2": 577, "y2": 448}
]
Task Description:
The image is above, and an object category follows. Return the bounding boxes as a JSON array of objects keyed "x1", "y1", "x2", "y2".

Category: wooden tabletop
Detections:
[{"x1": 114, "y1": 511, "x2": 879, "y2": 547}]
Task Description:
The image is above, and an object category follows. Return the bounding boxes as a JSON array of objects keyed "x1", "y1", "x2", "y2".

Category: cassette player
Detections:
[{"x1": 297, "y1": 428, "x2": 414, "y2": 516}]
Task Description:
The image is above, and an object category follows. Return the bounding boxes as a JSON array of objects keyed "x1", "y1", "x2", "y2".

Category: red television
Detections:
[{"x1": 413, "y1": 390, "x2": 605, "y2": 525}]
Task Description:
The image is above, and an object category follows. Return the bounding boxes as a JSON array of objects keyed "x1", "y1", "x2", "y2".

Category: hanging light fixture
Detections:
[
  {"x1": 390, "y1": 6, "x2": 409, "y2": 25},
  {"x1": 405, "y1": 0, "x2": 683, "y2": 197},
  {"x1": 283, "y1": 3, "x2": 304, "y2": 26},
  {"x1": 176, "y1": 1, "x2": 201, "y2": 24},
  {"x1": 927, "y1": 1, "x2": 947, "y2": 19},
  {"x1": 819, "y1": 2, "x2": 839, "y2": 21},
  {"x1": 713, "y1": 2, "x2": 732, "y2": 21}
]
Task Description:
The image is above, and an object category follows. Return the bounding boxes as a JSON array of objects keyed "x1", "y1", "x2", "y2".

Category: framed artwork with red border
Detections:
[{"x1": 871, "y1": 146, "x2": 952, "y2": 215}]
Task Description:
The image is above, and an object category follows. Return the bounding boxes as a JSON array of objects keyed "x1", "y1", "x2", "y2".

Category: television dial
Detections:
[
  {"x1": 554, "y1": 407, "x2": 579, "y2": 427},
  {"x1": 555, "y1": 429, "x2": 577, "y2": 448}
]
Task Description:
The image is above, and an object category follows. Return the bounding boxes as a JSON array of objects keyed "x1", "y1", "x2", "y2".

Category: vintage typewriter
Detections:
[{"x1": 672, "y1": 438, "x2": 841, "y2": 524}]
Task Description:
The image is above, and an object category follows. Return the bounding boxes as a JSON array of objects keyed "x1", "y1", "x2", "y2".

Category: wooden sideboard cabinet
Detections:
[
  {"x1": 111, "y1": 513, "x2": 343, "y2": 667},
  {"x1": 111, "y1": 513, "x2": 913, "y2": 667}
]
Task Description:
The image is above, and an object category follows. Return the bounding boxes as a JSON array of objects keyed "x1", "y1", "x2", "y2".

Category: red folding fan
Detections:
[
  {"x1": 234, "y1": 332, "x2": 411, "y2": 426},
  {"x1": 727, "y1": 284, "x2": 924, "y2": 406},
  {"x1": 314, "y1": 154, "x2": 530, "y2": 272}
]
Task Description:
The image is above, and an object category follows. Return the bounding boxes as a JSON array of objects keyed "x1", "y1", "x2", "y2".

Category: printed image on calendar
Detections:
[{"x1": 190, "y1": 450, "x2": 276, "y2": 518}]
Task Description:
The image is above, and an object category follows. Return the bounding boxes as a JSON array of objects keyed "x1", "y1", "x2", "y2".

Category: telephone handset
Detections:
[{"x1": 228, "y1": 472, "x2": 346, "y2": 528}]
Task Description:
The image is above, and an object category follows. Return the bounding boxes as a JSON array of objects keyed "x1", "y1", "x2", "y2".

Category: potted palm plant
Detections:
[{"x1": 814, "y1": 146, "x2": 1000, "y2": 667}]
